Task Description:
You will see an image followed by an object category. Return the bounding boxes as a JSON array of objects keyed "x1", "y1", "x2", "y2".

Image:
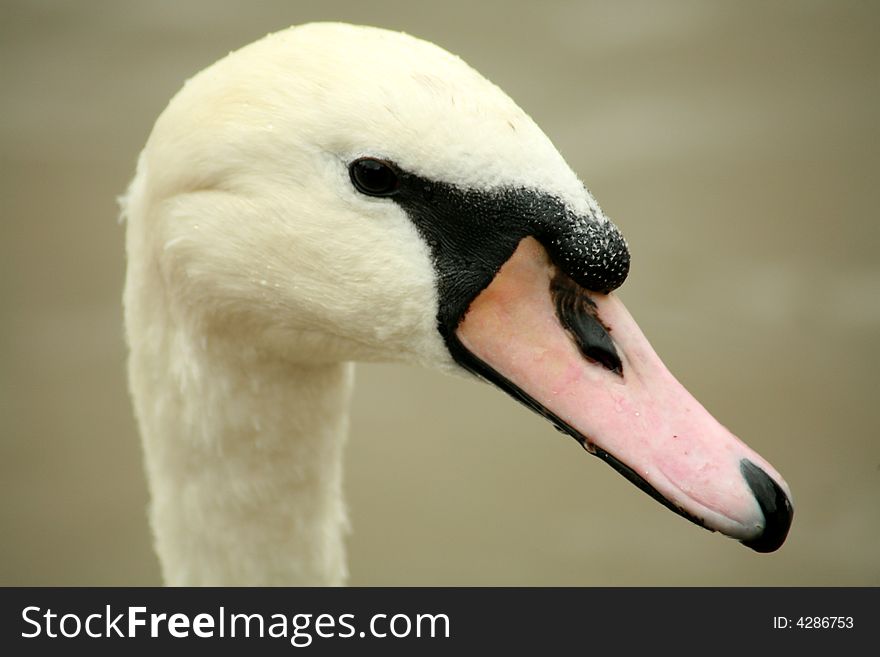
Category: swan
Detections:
[{"x1": 121, "y1": 22, "x2": 793, "y2": 586}]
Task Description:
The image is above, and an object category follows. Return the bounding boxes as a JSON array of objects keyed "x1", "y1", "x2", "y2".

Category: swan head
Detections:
[{"x1": 125, "y1": 23, "x2": 791, "y2": 553}]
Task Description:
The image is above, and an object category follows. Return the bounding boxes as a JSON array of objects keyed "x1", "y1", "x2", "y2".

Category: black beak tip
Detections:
[{"x1": 738, "y1": 459, "x2": 794, "y2": 553}]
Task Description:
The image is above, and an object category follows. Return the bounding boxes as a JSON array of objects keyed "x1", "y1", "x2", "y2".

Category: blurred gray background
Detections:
[{"x1": 1, "y1": 0, "x2": 877, "y2": 585}]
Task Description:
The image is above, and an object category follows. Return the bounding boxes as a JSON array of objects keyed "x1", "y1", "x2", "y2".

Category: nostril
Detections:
[
  {"x1": 551, "y1": 271, "x2": 623, "y2": 376},
  {"x1": 739, "y1": 459, "x2": 794, "y2": 553}
]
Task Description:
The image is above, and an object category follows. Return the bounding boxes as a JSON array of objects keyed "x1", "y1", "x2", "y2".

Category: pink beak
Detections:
[{"x1": 457, "y1": 237, "x2": 793, "y2": 551}]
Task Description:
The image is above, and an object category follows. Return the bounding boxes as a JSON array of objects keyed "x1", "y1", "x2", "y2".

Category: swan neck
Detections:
[{"x1": 130, "y1": 330, "x2": 353, "y2": 586}]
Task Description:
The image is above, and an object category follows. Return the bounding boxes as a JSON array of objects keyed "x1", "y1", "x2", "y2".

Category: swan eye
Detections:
[{"x1": 349, "y1": 158, "x2": 400, "y2": 197}]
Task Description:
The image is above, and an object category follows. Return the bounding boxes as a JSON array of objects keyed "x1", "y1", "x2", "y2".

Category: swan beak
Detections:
[{"x1": 456, "y1": 237, "x2": 793, "y2": 551}]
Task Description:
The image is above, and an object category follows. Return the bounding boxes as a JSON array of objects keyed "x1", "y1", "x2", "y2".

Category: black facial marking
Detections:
[
  {"x1": 551, "y1": 271, "x2": 622, "y2": 376},
  {"x1": 383, "y1": 166, "x2": 630, "y2": 349}
]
